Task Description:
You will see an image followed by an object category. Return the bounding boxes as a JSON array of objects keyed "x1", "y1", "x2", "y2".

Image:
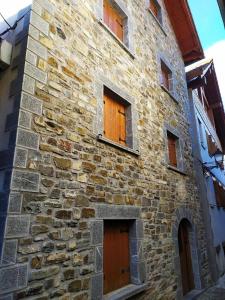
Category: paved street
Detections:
[{"x1": 197, "y1": 276, "x2": 225, "y2": 300}]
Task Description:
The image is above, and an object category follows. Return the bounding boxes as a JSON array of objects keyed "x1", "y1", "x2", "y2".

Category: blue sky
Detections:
[{"x1": 188, "y1": 0, "x2": 225, "y2": 50}]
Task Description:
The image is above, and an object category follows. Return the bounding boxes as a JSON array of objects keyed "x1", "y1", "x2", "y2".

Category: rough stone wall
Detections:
[{"x1": 0, "y1": 0, "x2": 212, "y2": 299}]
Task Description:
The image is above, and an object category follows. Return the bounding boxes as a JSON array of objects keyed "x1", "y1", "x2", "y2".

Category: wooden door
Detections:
[
  {"x1": 178, "y1": 220, "x2": 195, "y2": 295},
  {"x1": 103, "y1": 221, "x2": 130, "y2": 294}
]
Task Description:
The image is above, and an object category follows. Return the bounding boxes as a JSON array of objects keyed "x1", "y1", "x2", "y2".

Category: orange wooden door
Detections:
[
  {"x1": 103, "y1": 221, "x2": 130, "y2": 294},
  {"x1": 178, "y1": 221, "x2": 195, "y2": 295},
  {"x1": 167, "y1": 133, "x2": 177, "y2": 167}
]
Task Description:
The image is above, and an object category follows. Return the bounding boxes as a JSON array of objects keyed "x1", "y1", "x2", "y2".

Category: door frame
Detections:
[{"x1": 172, "y1": 207, "x2": 202, "y2": 299}]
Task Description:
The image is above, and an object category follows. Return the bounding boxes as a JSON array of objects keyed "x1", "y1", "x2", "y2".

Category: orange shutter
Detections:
[
  {"x1": 150, "y1": 0, "x2": 159, "y2": 18},
  {"x1": 168, "y1": 133, "x2": 177, "y2": 167},
  {"x1": 103, "y1": 221, "x2": 130, "y2": 294},
  {"x1": 118, "y1": 103, "x2": 126, "y2": 145},
  {"x1": 161, "y1": 64, "x2": 170, "y2": 91},
  {"x1": 104, "y1": 93, "x2": 118, "y2": 143},
  {"x1": 104, "y1": 89, "x2": 126, "y2": 146},
  {"x1": 103, "y1": 0, "x2": 124, "y2": 41}
]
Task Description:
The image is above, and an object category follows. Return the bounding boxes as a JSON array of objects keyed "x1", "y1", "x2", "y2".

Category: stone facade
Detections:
[{"x1": 0, "y1": 0, "x2": 213, "y2": 299}]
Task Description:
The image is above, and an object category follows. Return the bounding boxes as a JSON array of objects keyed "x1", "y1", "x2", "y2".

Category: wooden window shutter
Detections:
[
  {"x1": 103, "y1": 0, "x2": 124, "y2": 41},
  {"x1": 104, "y1": 88, "x2": 127, "y2": 146},
  {"x1": 161, "y1": 63, "x2": 170, "y2": 91},
  {"x1": 118, "y1": 103, "x2": 126, "y2": 145},
  {"x1": 103, "y1": 221, "x2": 130, "y2": 294},
  {"x1": 150, "y1": 0, "x2": 159, "y2": 19},
  {"x1": 167, "y1": 132, "x2": 177, "y2": 167}
]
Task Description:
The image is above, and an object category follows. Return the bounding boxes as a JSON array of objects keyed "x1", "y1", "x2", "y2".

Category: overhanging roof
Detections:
[
  {"x1": 186, "y1": 59, "x2": 225, "y2": 152},
  {"x1": 218, "y1": 0, "x2": 225, "y2": 27},
  {"x1": 164, "y1": 0, "x2": 204, "y2": 65}
]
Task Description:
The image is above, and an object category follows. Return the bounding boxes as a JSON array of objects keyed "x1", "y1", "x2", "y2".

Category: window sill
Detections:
[
  {"x1": 167, "y1": 165, "x2": 187, "y2": 176},
  {"x1": 104, "y1": 283, "x2": 147, "y2": 300},
  {"x1": 98, "y1": 19, "x2": 135, "y2": 59},
  {"x1": 97, "y1": 134, "x2": 139, "y2": 156},
  {"x1": 147, "y1": 9, "x2": 167, "y2": 36},
  {"x1": 160, "y1": 84, "x2": 179, "y2": 104}
]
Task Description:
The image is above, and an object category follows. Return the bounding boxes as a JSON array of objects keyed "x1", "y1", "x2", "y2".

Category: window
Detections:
[
  {"x1": 213, "y1": 181, "x2": 225, "y2": 208},
  {"x1": 103, "y1": 0, "x2": 124, "y2": 42},
  {"x1": 149, "y1": 0, "x2": 162, "y2": 24},
  {"x1": 104, "y1": 87, "x2": 127, "y2": 146},
  {"x1": 207, "y1": 133, "x2": 217, "y2": 156},
  {"x1": 161, "y1": 60, "x2": 173, "y2": 92},
  {"x1": 103, "y1": 220, "x2": 130, "y2": 294},
  {"x1": 198, "y1": 119, "x2": 205, "y2": 147},
  {"x1": 167, "y1": 131, "x2": 178, "y2": 167}
]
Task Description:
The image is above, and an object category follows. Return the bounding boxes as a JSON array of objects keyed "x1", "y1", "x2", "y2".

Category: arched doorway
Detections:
[{"x1": 178, "y1": 219, "x2": 195, "y2": 295}]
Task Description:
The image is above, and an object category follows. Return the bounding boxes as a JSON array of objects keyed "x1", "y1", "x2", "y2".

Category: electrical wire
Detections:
[
  {"x1": 0, "y1": 11, "x2": 12, "y2": 29},
  {"x1": 0, "y1": 8, "x2": 31, "y2": 38}
]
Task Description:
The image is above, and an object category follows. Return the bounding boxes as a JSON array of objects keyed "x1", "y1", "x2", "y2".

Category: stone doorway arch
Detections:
[{"x1": 172, "y1": 207, "x2": 202, "y2": 299}]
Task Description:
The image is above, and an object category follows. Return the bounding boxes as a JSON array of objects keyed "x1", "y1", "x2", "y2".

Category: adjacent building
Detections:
[
  {"x1": 218, "y1": 0, "x2": 225, "y2": 27},
  {"x1": 0, "y1": 0, "x2": 218, "y2": 299},
  {"x1": 187, "y1": 58, "x2": 225, "y2": 279}
]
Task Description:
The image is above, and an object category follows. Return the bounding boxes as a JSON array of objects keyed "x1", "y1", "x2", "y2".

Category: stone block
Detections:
[
  {"x1": 90, "y1": 220, "x2": 103, "y2": 245},
  {"x1": 25, "y1": 49, "x2": 37, "y2": 66},
  {"x1": 130, "y1": 219, "x2": 144, "y2": 239},
  {"x1": 25, "y1": 62, "x2": 47, "y2": 84},
  {"x1": 21, "y1": 92, "x2": 42, "y2": 115},
  {"x1": 37, "y1": 0, "x2": 56, "y2": 14},
  {"x1": 30, "y1": 11, "x2": 49, "y2": 36},
  {"x1": 14, "y1": 147, "x2": 28, "y2": 168},
  {"x1": 0, "y1": 264, "x2": 28, "y2": 294},
  {"x1": 95, "y1": 246, "x2": 103, "y2": 273},
  {"x1": 27, "y1": 36, "x2": 47, "y2": 60},
  {"x1": 91, "y1": 273, "x2": 103, "y2": 300},
  {"x1": 96, "y1": 204, "x2": 140, "y2": 219},
  {"x1": 19, "y1": 110, "x2": 32, "y2": 129},
  {"x1": 30, "y1": 266, "x2": 59, "y2": 281},
  {"x1": 5, "y1": 215, "x2": 30, "y2": 238},
  {"x1": 17, "y1": 128, "x2": 39, "y2": 150},
  {"x1": 8, "y1": 193, "x2": 22, "y2": 213},
  {"x1": 11, "y1": 170, "x2": 40, "y2": 192},
  {"x1": 1, "y1": 240, "x2": 17, "y2": 265},
  {"x1": 22, "y1": 74, "x2": 35, "y2": 95}
]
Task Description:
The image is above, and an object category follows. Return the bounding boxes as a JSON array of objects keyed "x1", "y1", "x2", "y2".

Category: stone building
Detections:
[
  {"x1": 0, "y1": 0, "x2": 215, "y2": 299},
  {"x1": 187, "y1": 58, "x2": 225, "y2": 280}
]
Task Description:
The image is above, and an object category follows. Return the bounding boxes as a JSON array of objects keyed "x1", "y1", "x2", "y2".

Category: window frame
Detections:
[
  {"x1": 97, "y1": 0, "x2": 134, "y2": 57},
  {"x1": 164, "y1": 124, "x2": 185, "y2": 174},
  {"x1": 167, "y1": 131, "x2": 178, "y2": 168},
  {"x1": 90, "y1": 205, "x2": 147, "y2": 300},
  {"x1": 157, "y1": 54, "x2": 178, "y2": 103},
  {"x1": 148, "y1": 0, "x2": 163, "y2": 25},
  {"x1": 95, "y1": 76, "x2": 139, "y2": 155}
]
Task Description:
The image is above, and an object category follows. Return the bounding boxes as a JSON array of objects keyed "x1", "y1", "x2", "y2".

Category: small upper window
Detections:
[
  {"x1": 161, "y1": 60, "x2": 173, "y2": 92},
  {"x1": 104, "y1": 87, "x2": 127, "y2": 146},
  {"x1": 167, "y1": 131, "x2": 178, "y2": 168},
  {"x1": 213, "y1": 181, "x2": 225, "y2": 208},
  {"x1": 103, "y1": 0, "x2": 124, "y2": 42},
  {"x1": 207, "y1": 133, "x2": 217, "y2": 156},
  {"x1": 149, "y1": 0, "x2": 162, "y2": 24}
]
